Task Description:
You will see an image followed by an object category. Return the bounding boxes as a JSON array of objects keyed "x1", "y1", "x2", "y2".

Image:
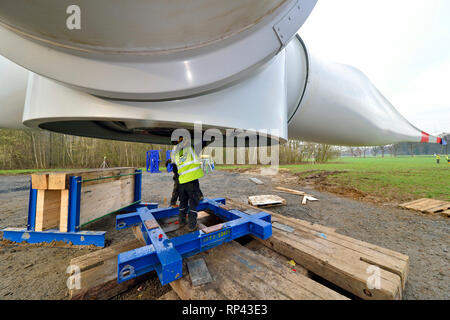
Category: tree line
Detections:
[
  {"x1": 344, "y1": 139, "x2": 449, "y2": 158},
  {"x1": 0, "y1": 129, "x2": 341, "y2": 170}
]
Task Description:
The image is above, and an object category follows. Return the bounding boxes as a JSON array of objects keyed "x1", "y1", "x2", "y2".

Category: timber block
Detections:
[
  {"x1": 69, "y1": 239, "x2": 145, "y2": 299},
  {"x1": 170, "y1": 241, "x2": 347, "y2": 300},
  {"x1": 227, "y1": 198, "x2": 409, "y2": 300},
  {"x1": 35, "y1": 189, "x2": 66, "y2": 231}
]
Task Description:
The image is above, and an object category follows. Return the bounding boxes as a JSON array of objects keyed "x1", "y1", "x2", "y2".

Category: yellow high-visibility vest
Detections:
[
  {"x1": 173, "y1": 145, "x2": 204, "y2": 184},
  {"x1": 436, "y1": 155, "x2": 440, "y2": 160}
]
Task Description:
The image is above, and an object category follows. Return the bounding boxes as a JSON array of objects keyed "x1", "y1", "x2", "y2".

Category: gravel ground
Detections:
[{"x1": 0, "y1": 170, "x2": 448, "y2": 300}]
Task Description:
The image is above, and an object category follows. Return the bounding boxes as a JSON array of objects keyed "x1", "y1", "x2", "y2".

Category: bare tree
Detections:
[
  {"x1": 371, "y1": 146, "x2": 379, "y2": 157},
  {"x1": 380, "y1": 145, "x2": 386, "y2": 158}
]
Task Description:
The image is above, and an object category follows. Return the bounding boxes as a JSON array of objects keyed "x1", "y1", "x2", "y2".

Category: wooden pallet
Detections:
[
  {"x1": 399, "y1": 198, "x2": 450, "y2": 215},
  {"x1": 30, "y1": 168, "x2": 136, "y2": 231},
  {"x1": 227, "y1": 199, "x2": 409, "y2": 300},
  {"x1": 248, "y1": 195, "x2": 286, "y2": 208}
]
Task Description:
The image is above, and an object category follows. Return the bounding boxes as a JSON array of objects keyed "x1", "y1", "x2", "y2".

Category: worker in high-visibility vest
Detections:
[
  {"x1": 172, "y1": 136, "x2": 204, "y2": 231},
  {"x1": 436, "y1": 154, "x2": 440, "y2": 164},
  {"x1": 166, "y1": 157, "x2": 204, "y2": 208},
  {"x1": 166, "y1": 159, "x2": 180, "y2": 207}
]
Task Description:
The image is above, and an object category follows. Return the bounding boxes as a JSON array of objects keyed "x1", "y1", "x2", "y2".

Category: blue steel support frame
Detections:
[
  {"x1": 1, "y1": 228, "x2": 107, "y2": 247},
  {"x1": 115, "y1": 198, "x2": 272, "y2": 286},
  {"x1": 146, "y1": 150, "x2": 161, "y2": 173},
  {"x1": 68, "y1": 176, "x2": 81, "y2": 232},
  {"x1": 26, "y1": 181, "x2": 37, "y2": 231},
  {"x1": 2, "y1": 170, "x2": 148, "y2": 247},
  {"x1": 134, "y1": 169, "x2": 142, "y2": 203}
]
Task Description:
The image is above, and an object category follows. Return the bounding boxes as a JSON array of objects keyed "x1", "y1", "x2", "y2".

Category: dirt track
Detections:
[{"x1": 0, "y1": 170, "x2": 448, "y2": 300}]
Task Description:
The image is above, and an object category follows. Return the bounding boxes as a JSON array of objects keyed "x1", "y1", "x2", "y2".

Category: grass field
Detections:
[{"x1": 219, "y1": 155, "x2": 449, "y2": 202}]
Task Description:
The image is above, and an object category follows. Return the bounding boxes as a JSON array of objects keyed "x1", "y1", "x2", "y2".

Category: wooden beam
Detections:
[
  {"x1": 132, "y1": 226, "x2": 147, "y2": 245},
  {"x1": 302, "y1": 195, "x2": 307, "y2": 205},
  {"x1": 226, "y1": 199, "x2": 408, "y2": 300},
  {"x1": 59, "y1": 190, "x2": 70, "y2": 232},
  {"x1": 48, "y1": 173, "x2": 67, "y2": 190},
  {"x1": 69, "y1": 239, "x2": 146, "y2": 299},
  {"x1": 258, "y1": 228, "x2": 402, "y2": 299},
  {"x1": 70, "y1": 275, "x2": 148, "y2": 300},
  {"x1": 31, "y1": 168, "x2": 137, "y2": 190},
  {"x1": 79, "y1": 177, "x2": 135, "y2": 226},
  {"x1": 47, "y1": 167, "x2": 137, "y2": 190},
  {"x1": 274, "y1": 186, "x2": 306, "y2": 196},
  {"x1": 244, "y1": 239, "x2": 310, "y2": 277},
  {"x1": 35, "y1": 190, "x2": 62, "y2": 231},
  {"x1": 31, "y1": 173, "x2": 48, "y2": 189},
  {"x1": 170, "y1": 241, "x2": 347, "y2": 300}
]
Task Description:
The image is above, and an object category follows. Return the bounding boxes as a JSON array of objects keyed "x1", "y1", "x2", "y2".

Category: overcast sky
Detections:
[{"x1": 299, "y1": 0, "x2": 450, "y2": 135}]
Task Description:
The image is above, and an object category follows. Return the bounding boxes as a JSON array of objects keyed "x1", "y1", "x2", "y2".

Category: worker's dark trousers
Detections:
[
  {"x1": 170, "y1": 179, "x2": 179, "y2": 206},
  {"x1": 437, "y1": 159, "x2": 440, "y2": 164},
  {"x1": 178, "y1": 179, "x2": 201, "y2": 229}
]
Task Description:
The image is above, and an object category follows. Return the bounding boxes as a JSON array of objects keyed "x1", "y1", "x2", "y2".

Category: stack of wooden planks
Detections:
[
  {"x1": 226, "y1": 199, "x2": 409, "y2": 300},
  {"x1": 169, "y1": 241, "x2": 348, "y2": 300},
  {"x1": 31, "y1": 167, "x2": 137, "y2": 232},
  {"x1": 399, "y1": 198, "x2": 450, "y2": 217},
  {"x1": 69, "y1": 238, "x2": 348, "y2": 300},
  {"x1": 69, "y1": 239, "x2": 148, "y2": 299},
  {"x1": 68, "y1": 199, "x2": 410, "y2": 300}
]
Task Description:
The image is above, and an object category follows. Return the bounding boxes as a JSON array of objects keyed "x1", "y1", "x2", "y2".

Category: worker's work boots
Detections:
[
  {"x1": 178, "y1": 210, "x2": 187, "y2": 226},
  {"x1": 187, "y1": 211, "x2": 198, "y2": 231}
]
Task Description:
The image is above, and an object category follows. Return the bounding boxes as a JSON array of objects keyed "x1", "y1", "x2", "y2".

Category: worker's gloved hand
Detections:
[{"x1": 165, "y1": 159, "x2": 171, "y2": 167}]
